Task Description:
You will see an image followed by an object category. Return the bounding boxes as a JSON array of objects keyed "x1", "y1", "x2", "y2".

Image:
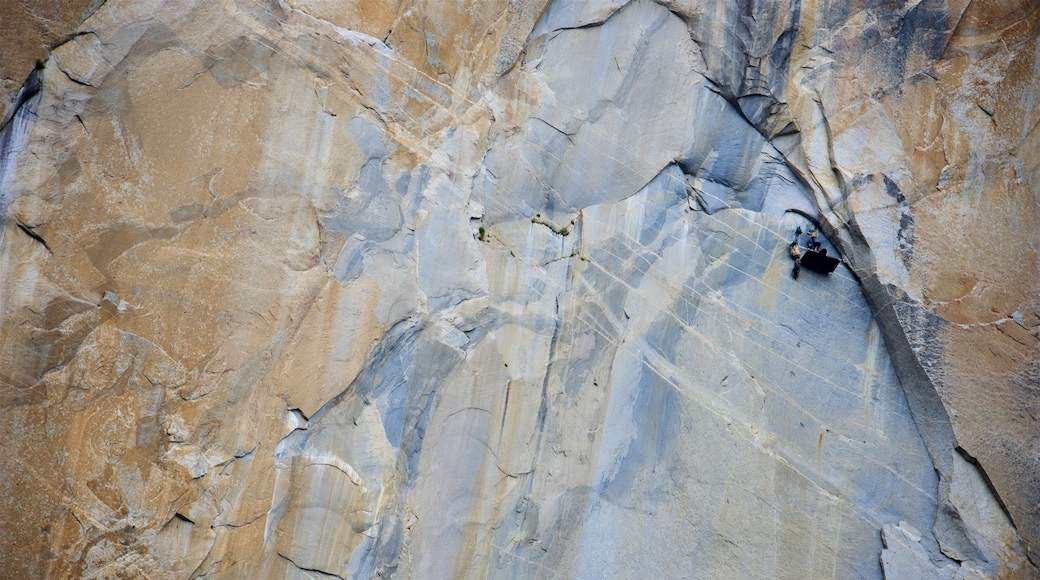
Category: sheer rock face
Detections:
[
  {"x1": 0, "y1": 0, "x2": 1037, "y2": 578},
  {"x1": 0, "y1": 0, "x2": 106, "y2": 122}
]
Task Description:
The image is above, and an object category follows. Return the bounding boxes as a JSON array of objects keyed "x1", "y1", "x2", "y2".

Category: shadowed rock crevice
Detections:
[
  {"x1": 659, "y1": 0, "x2": 1038, "y2": 569},
  {"x1": 0, "y1": 0, "x2": 1037, "y2": 577}
]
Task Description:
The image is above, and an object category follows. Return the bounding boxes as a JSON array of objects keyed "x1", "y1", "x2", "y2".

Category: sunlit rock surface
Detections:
[
  {"x1": 0, "y1": 0, "x2": 105, "y2": 122},
  {"x1": 0, "y1": 0, "x2": 1037, "y2": 578}
]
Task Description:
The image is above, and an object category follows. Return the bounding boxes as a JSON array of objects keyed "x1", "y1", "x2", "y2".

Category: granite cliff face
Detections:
[{"x1": 1, "y1": 0, "x2": 1038, "y2": 578}]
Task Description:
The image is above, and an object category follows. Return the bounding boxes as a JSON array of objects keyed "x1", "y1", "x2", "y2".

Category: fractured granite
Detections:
[{"x1": 0, "y1": 0, "x2": 1038, "y2": 578}]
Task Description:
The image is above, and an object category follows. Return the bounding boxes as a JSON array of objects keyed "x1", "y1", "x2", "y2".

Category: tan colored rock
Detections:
[
  {"x1": 1, "y1": 0, "x2": 1038, "y2": 577},
  {"x1": 0, "y1": 0, "x2": 101, "y2": 122},
  {"x1": 817, "y1": 6, "x2": 1040, "y2": 561}
]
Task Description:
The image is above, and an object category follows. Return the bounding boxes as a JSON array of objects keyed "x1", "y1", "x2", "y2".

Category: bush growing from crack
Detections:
[{"x1": 531, "y1": 214, "x2": 572, "y2": 236}]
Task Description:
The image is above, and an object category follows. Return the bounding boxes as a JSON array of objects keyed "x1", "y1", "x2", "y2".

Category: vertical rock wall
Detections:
[
  {"x1": 0, "y1": 0, "x2": 105, "y2": 122},
  {"x1": 0, "y1": 0, "x2": 1037, "y2": 577}
]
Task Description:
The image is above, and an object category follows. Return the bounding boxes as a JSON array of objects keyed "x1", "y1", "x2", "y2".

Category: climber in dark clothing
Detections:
[{"x1": 789, "y1": 242, "x2": 802, "y2": 279}]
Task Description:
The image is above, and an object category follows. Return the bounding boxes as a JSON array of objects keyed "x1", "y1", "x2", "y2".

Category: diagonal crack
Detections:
[{"x1": 279, "y1": 551, "x2": 345, "y2": 579}]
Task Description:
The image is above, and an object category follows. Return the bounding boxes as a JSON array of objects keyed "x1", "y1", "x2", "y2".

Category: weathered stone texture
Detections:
[
  {"x1": 0, "y1": 0, "x2": 1038, "y2": 578},
  {"x1": 0, "y1": 0, "x2": 103, "y2": 122}
]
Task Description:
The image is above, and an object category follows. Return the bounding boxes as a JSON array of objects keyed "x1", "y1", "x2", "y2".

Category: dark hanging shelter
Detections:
[{"x1": 799, "y1": 250, "x2": 841, "y2": 274}]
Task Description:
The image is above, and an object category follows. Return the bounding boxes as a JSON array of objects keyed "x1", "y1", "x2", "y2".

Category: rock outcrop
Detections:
[
  {"x1": 0, "y1": 0, "x2": 104, "y2": 123},
  {"x1": 1, "y1": 0, "x2": 1037, "y2": 578}
]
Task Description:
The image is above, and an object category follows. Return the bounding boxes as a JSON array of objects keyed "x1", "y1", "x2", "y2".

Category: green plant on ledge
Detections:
[{"x1": 531, "y1": 214, "x2": 572, "y2": 236}]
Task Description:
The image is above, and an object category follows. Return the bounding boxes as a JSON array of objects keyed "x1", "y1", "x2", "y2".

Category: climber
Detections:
[
  {"x1": 789, "y1": 242, "x2": 802, "y2": 279},
  {"x1": 807, "y1": 228, "x2": 819, "y2": 251}
]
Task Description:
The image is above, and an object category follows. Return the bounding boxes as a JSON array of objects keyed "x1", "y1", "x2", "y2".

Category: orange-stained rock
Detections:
[{"x1": 1, "y1": 0, "x2": 1038, "y2": 578}]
